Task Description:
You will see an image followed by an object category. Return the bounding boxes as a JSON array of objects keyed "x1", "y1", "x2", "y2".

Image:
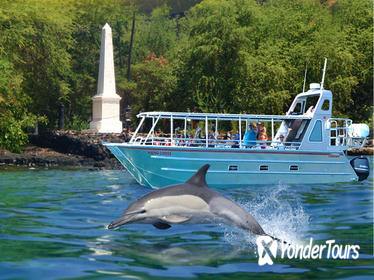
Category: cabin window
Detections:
[
  {"x1": 259, "y1": 165, "x2": 268, "y2": 171},
  {"x1": 292, "y1": 102, "x2": 303, "y2": 115},
  {"x1": 228, "y1": 165, "x2": 238, "y2": 171},
  {"x1": 321, "y1": 99, "x2": 330, "y2": 111},
  {"x1": 305, "y1": 96, "x2": 320, "y2": 113},
  {"x1": 290, "y1": 165, "x2": 299, "y2": 171},
  {"x1": 309, "y1": 120, "x2": 323, "y2": 142}
]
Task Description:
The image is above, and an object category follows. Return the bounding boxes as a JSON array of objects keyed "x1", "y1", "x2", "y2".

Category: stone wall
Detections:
[
  {"x1": 30, "y1": 130, "x2": 129, "y2": 161},
  {"x1": 0, "y1": 130, "x2": 128, "y2": 169},
  {"x1": 348, "y1": 139, "x2": 374, "y2": 156}
]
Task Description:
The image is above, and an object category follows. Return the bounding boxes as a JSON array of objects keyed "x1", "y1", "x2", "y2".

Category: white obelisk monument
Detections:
[{"x1": 90, "y1": 23, "x2": 122, "y2": 133}]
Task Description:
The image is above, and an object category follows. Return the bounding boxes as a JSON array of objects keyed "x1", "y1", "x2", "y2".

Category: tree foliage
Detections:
[
  {"x1": 0, "y1": 58, "x2": 41, "y2": 152},
  {"x1": 182, "y1": 0, "x2": 372, "y2": 118},
  {"x1": 0, "y1": 0, "x2": 372, "y2": 151},
  {"x1": 125, "y1": 53, "x2": 178, "y2": 119}
]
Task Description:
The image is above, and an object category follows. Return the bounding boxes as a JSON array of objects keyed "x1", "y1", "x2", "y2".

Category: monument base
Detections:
[{"x1": 90, "y1": 120, "x2": 123, "y2": 133}]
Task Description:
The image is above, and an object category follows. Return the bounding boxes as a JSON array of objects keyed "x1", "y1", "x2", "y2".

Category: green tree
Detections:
[
  {"x1": 0, "y1": 0, "x2": 74, "y2": 127},
  {"x1": 0, "y1": 58, "x2": 40, "y2": 152},
  {"x1": 180, "y1": 0, "x2": 372, "y2": 121},
  {"x1": 126, "y1": 54, "x2": 178, "y2": 120},
  {"x1": 182, "y1": 0, "x2": 257, "y2": 113},
  {"x1": 330, "y1": 0, "x2": 372, "y2": 122},
  {"x1": 135, "y1": 5, "x2": 179, "y2": 60}
]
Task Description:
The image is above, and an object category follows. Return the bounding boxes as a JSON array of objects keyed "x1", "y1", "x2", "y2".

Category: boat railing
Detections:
[
  {"x1": 129, "y1": 111, "x2": 312, "y2": 150},
  {"x1": 328, "y1": 118, "x2": 350, "y2": 147},
  {"x1": 328, "y1": 118, "x2": 366, "y2": 149},
  {"x1": 131, "y1": 135, "x2": 300, "y2": 150}
]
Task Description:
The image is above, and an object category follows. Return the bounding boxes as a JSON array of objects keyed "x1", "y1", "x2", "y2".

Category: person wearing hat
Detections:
[{"x1": 244, "y1": 122, "x2": 258, "y2": 147}]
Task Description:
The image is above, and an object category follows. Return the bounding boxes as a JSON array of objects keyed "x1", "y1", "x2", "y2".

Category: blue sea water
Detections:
[{"x1": 0, "y1": 160, "x2": 373, "y2": 280}]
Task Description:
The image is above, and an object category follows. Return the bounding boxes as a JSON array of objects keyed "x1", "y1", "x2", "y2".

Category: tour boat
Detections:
[{"x1": 103, "y1": 62, "x2": 370, "y2": 188}]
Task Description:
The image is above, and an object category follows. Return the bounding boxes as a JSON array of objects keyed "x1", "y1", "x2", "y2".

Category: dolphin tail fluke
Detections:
[{"x1": 186, "y1": 164, "x2": 210, "y2": 187}]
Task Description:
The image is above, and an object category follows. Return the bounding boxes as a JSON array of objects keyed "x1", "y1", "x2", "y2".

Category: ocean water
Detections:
[{"x1": 0, "y1": 161, "x2": 373, "y2": 280}]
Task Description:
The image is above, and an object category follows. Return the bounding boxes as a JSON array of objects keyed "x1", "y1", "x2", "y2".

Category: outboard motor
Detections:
[{"x1": 350, "y1": 156, "x2": 370, "y2": 181}]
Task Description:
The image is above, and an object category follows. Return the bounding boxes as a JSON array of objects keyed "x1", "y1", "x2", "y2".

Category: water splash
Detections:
[{"x1": 224, "y1": 184, "x2": 309, "y2": 248}]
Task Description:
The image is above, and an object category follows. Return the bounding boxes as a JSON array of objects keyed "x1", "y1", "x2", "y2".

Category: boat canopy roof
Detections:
[{"x1": 136, "y1": 111, "x2": 312, "y2": 121}]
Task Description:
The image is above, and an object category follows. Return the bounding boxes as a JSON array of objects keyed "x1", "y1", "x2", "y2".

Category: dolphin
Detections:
[{"x1": 108, "y1": 164, "x2": 281, "y2": 241}]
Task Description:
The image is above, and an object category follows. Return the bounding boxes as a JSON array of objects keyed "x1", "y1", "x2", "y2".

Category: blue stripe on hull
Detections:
[{"x1": 105, "y1": 144, "x2": 358, "y2": 188}]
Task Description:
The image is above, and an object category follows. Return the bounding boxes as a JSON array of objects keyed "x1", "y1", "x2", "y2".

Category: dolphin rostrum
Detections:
[{"x1": 108, "y1": 164, "x2": 281, "y2": 241}]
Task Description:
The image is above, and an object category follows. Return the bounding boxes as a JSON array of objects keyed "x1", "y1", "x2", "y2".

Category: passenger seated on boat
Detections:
[
  {"x1": 211, "y1": 125, "x2": 219, "y2": 139},
  {"x1": 208, "y1": 134, "x2": 215, "y2": 148},
  {"x1": 234, "y1": 132, "x2": 240, "y2": 142},
  {"x1": 209, "y1": 129, "x2": 217, "y2": 140},
  {"x1": 153, "y1": 131, "x2": 162, "y2": 146},
  {"x1": 195, "y1": 127, "x2": 202, "y2": 139},
  {"x1": 224, "y1": 132, "x2": 231, "y2": 144},
  {"x1": 305, "y1": 106, "x2": 315, "y2": 116},
  {"x1": 258, "y1": 130, "x2": 268, "y2": 149},
  {"x1": 221, "y1": 132, "x2": 231, "y2": 147},
  {"x1": 177, "y1": 135, "x2": 185, "y2": 146},
  {"x1": 231, "y1": 134, "x2": 239, "y2": 148},
  {"x1": 185, "y1": 134, "x2": 193, "y2": 146},
  {"x1": 190, "y1": 139, "x2": 197, "y2": 147},
  {"x1": 276, "y1": 134, "x2": 285, "y2": 150},
  {"x1": 164, "y1": 139, "x2": 172, "y2": 146},
  {"x1": 244, "y1": 122, "x2": 258, "y2": 147},
  {"x1": 258, "y1": 123, "x2": 266, "y2": 134},
  {"x1": 207, "y1": 131, "x2": 216, "y2": 147},
  {"x1": 189, "y1": 137, "x2": 198, "y2": 147}
]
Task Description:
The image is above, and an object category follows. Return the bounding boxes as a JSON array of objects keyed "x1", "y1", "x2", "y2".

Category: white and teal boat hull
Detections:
[{"x1": 104, "y1": 143, "x2": 358, "y2": 188}]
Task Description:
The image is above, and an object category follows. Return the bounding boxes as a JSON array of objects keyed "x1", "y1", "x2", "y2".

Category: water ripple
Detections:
[{"x1": 0, "y1": 163, "x2": 373, "y2": 279}]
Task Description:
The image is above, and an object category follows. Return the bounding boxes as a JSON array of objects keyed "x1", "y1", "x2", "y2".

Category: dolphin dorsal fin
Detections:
[{"x1": 186, "y1": 164, "x2": 210, "y2": 187}]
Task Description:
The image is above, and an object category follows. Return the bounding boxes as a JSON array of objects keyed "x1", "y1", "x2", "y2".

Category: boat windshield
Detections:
[{"x1": 289, "y1": 93, "x2": 321, "y2": 116}]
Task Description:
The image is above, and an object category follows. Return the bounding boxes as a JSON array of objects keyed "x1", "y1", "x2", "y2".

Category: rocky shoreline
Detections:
[
  {"x1": 0, "y1": 130, "x2": 372, "y2": 170},
  {"x1": 347, "y1": 139, "x2": 374, "y2": 156},
  {"x1": 0, "y1": 130, "x2": 129, "y2": 170}
]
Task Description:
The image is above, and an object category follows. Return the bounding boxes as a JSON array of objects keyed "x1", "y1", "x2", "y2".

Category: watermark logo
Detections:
[
  {"x1": 256, "y1": 235, "x2": 278, "y2": 265},
  {"x1": 256, "y1": 237, "x2": 360, "y2": 266}
]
